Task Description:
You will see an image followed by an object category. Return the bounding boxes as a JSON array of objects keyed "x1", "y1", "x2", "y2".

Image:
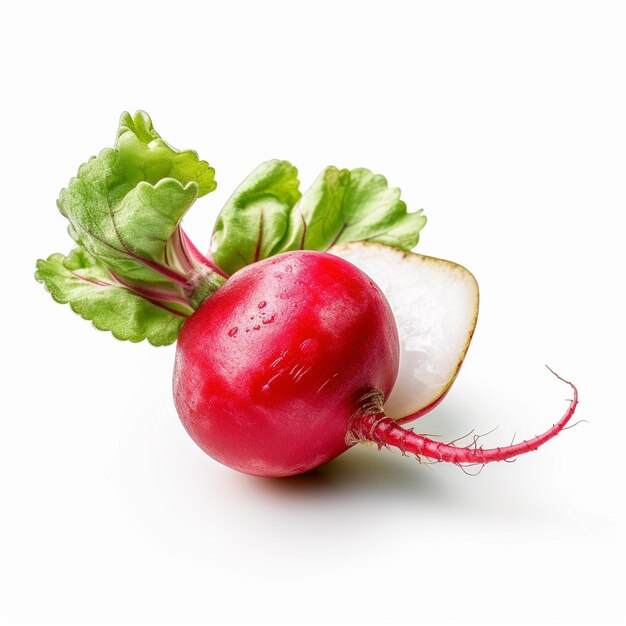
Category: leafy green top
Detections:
[
  {"x1": 36, "y1": 112, "x2": 427, "y2": 345},
  {"x1": 36, "y1": 111, "x2": 225, "y2": 346},
  {"x1": 210, "y1": 161, "x2": 426, "y2": 275}
]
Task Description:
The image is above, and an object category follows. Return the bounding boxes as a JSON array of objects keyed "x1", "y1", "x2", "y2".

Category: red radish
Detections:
[
  {"x1": 174, "y1": 246, "x2": 577, "y2": 477},
  {"x1": 36, "y1": 111, "x2": 579, "y2": 479},
  {"x1": 174, "y1": 250, "x2": 399, "y2": 476}
]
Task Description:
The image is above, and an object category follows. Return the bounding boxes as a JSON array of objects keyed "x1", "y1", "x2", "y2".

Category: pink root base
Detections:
[{"x1": 348, "y1": 368, "x2": 579, "y2": 467}]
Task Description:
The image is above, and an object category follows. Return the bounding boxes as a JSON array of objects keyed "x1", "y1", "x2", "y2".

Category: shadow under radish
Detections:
[{"x1": 245, "y1": 442, "x2": 449, "y2": 505}]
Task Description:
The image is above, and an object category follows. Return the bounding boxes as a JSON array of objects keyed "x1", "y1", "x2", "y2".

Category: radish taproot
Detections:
[{"x1": 36, "y1": 111, "x2": 578, "y2": 478}]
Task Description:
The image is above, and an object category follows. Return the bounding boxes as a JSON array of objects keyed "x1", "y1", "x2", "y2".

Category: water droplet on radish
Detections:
[
  {"x1": 258, "y1": 301, "x2": 267, "y2": 309},
  {"x1": 253, "y1": 324, "x2": 260, "y2": 331},
  {"x1": 262, "y1": 315, "x2": 275, "y2": 325},
  {"x1": 228, "y1": 326, "x2": 238, "y2": 337}
]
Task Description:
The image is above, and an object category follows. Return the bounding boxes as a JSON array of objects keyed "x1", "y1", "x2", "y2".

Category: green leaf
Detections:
[
  {"x1": 38, "y1": 111, "x2": 224, "y2": 344},
  {"x1": 284, "y1": 167, "x2": 426, "y2": 252},
  {"x1": 58, "y1": 112, "x2": 216, "y2": 282},
  {"x1": 115, "y1": 111, "x2": 216, "y2": 197},
  {"x1": 60, "y1": 161, "x2": 200, "y2": 284},
  {"x1": 278, "y1": 166, "x2": 350, "y2": 252},
  {"x1": 35, "y1": 250, "x2": 187, "y2": 346},
  {"x1": 210, "y1": 160, "x2": 301, "y2": 275},
  {"x1": 210, "y1": 163, "x2": 426, "y2": 275}
]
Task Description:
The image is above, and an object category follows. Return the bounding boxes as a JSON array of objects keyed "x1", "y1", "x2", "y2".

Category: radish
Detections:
[
  {"x1": 36, "y1": 111, "x2": 578, "y2": 478},
  {"x1": 174, "y1": 250, "x2": 400, "y2": 476},
  {"x1": 174, "y1": 244, "x2": 577, "y2": 476}
]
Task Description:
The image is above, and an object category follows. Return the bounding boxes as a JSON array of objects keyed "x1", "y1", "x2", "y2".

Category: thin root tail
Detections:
[{"x1": 347, "y1": 368, "x2": 579, "y2": 466}]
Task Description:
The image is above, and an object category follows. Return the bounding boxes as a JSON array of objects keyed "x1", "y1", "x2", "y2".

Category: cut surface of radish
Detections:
[{"x1": 331, "y1": 242, "x2": 479, "y2": 421}]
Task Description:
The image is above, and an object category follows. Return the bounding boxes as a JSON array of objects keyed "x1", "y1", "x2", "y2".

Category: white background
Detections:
[{"x1": 1, "y1": 1, "x2": 625, "y2": 624}]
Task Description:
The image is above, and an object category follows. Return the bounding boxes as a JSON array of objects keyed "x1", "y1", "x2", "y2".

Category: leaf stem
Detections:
[{"x1": 180, "y1": 229, "x2": 229, "y2": 278}]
